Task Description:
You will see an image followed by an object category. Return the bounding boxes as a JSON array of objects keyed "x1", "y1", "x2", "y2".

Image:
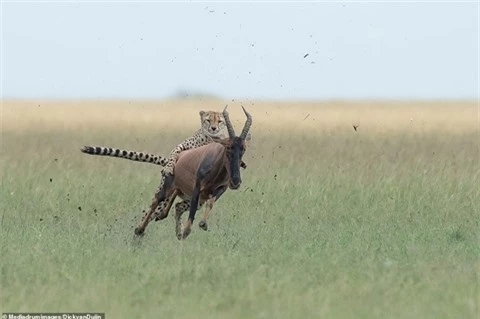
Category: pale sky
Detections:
[{"x1": 1, "y1": 1, "x2": 478, "y2": 100}]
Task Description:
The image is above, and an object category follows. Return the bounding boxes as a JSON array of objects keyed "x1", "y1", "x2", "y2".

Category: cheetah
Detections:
[
  {"x1": 81, "y1": 110, "x2": 249, "y2": 225},
  {"x1": 147, "y1": 110, "x2": 249, "y2": 224},
  {"x1": 81, "y1": 110, "x2": 228, "y2": 166}
]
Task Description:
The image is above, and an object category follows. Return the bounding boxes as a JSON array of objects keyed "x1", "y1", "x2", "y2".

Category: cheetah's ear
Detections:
[{"x1": 199, "y1": 110, "x2": 206, "y2": 118}]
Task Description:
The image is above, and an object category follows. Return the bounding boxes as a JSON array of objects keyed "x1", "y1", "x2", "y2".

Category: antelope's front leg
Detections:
[
  {"x1": 198, "y1": 186, "x2": 227, "y2": 231},
  {"x1": 198, "y1": 197, "x2": 215, "y2": 231},
  {"x1": 181, "y1": 183, "x2": 202, "y2": 240},
  {"x1": 175, "y1": 201, "x2": 204, "y2": 239}
]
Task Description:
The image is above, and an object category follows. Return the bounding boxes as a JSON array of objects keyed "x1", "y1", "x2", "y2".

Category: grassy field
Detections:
[{"x1": 1, "y1": 100, "x2": 478, "y2": 318}]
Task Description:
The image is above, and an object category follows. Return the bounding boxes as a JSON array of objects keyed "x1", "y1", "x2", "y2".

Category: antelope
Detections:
[{"x1": 134, "y1": 106, "x2": 252, "y2": 240}]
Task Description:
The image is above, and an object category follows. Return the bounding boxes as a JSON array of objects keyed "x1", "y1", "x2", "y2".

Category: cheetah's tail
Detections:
[{"x1": 80, "y1": 145, "x2": 168, "y2": 166}]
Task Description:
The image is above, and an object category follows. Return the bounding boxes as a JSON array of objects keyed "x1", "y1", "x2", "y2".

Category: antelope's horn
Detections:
[
  {"x1": 239, "y1": 106, "x2": 252, "y2": 140},
  {"x1": 222, "y1": 105, "x2": 236, "y2": 138}
]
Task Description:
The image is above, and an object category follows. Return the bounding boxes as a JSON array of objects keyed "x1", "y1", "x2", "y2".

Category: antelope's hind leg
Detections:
[
  {"x1": 134, "y1": 174, "x2": 174, "y2": 236},
  {"x1": 152, "y1": 200, "x2": 167, "y2": 221},
  {"x1": 134, "y1": 193, "x2": 160, "y2": 236},
  {"x1": 157, "y1": 190, "x2": 178, "y2": 221}
]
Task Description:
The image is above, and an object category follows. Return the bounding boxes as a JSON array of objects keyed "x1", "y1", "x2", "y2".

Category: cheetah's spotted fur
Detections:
[
  {"x1": 82, "y1": 110, "x2": 230, "y2": 225},
  {"x1": 81, "y1": 110, "x2": 228, "y2": 168}
]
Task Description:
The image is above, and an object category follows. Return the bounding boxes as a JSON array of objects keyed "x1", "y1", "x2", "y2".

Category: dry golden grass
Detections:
[{"x1": 2, "y1": 99, "x2": 477, "y2": 135}]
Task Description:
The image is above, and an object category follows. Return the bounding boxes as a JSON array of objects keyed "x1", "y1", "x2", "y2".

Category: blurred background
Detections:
[{"x1": 2, "y1": 2, "x2": 477, "y2": 101}]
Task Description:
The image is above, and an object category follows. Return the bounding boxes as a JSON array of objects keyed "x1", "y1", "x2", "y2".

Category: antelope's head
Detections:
[{"x1": 221, "y1": 105, "x2": 252, "y2": 190}]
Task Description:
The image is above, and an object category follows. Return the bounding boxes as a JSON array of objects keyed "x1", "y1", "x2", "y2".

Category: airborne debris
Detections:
[
  {"x1": 78, "y1": 206, "x2": 82, "y2": 211},
  {"x1": 303, "y1": 53, "x2": 309, "y2": 58},
  {"x1": 49, "y1": 178, "x2": 52, "y2": 182},
  {"x1": 353, "y1": 124, "x2": 359, "y2": 132},
  {"x1": 303, "y1": 114, "x2": 310, "y2": 120}
]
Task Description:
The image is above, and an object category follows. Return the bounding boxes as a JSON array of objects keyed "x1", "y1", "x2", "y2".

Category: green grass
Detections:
[{"x1": 1, "y1": 123, "x2": 478, "y2": 318}]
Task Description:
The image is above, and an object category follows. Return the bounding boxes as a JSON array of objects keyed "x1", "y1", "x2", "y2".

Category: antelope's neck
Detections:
[{"x1": 212, "y1": 147, "x2": 229, "y2": 181}]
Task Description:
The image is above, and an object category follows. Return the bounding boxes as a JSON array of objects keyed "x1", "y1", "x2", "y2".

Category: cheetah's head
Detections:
[{"x1": 199, "y1": 110, "x2": 228, "y2": 139}]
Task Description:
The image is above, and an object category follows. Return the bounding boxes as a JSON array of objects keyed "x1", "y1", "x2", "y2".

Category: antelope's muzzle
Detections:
[{"x1": 229, "y1": 178, "x2": 241, "y2": 190}]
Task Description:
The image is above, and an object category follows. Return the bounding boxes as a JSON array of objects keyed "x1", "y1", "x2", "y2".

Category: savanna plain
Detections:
[{"x1": 1, "y1": 100, "x2": 478, "y2": 318}]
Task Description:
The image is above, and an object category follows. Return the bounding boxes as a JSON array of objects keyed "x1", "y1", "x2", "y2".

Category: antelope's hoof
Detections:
[
  {"x1": 181, "y1": 228, "x2": 191, "y2": 240},
  {"x1": 134, "y1": 227, "x2": 145, "y2": 236},
  {"x1": 199, "y1": 220, "x2": 208, "y2": 231}
]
